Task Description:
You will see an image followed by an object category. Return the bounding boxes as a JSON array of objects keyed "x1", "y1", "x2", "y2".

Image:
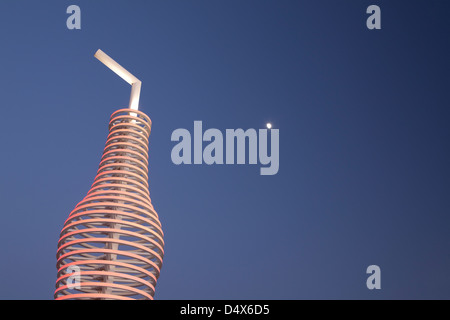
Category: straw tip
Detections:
[{"x1": 94, "y1": 49, "x2": 103, "y2": 57}]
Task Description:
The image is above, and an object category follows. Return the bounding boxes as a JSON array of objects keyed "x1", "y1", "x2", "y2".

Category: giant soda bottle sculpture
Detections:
[{"x1": 54, "y1": 50, "x2": 164, "y2": 300}]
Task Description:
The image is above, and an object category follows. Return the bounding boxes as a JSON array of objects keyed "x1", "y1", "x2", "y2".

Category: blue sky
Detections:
[{"x1": 0, "y1": 1, "x2": 449, "y2": 299}]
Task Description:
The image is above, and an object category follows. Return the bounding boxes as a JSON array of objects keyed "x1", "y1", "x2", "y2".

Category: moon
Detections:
[{"x1": 266, "y1": 123, "x2": 272, "y2": 129}]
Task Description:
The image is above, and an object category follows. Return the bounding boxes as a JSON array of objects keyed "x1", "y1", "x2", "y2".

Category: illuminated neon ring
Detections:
[{"x1": 55, "y1": 109, "x2": 164, "y2": 300}]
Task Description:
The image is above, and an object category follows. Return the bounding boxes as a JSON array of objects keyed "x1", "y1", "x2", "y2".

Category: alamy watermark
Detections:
[
  {"x1": 171, "y1": 121, "x2": 279, "y2": 175},
  {"x1": 366, "y1": 265, "x2": 381, "y2": 290},
  {"x1": 366, "y1": 5, "x2": 381, "y2": 30},
  {"x1": 66, "y1": 265, "x2": 81, "y2": 290},
  {"x1": 66, "y1": 5, "x2": 81, "y2": 30}
]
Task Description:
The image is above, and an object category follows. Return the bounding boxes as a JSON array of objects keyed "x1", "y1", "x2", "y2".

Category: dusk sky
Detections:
[{"x1": 0, "y1": 1, "x2": 449, "y2": 299}]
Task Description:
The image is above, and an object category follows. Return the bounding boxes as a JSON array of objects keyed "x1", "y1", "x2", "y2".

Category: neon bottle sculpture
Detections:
[{"x1": 55, "y1": 50, "x2": 164, "y2": 300}]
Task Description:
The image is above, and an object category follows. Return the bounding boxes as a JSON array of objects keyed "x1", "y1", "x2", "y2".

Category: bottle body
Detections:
[{"x1": 55, "y1": 109, "x2": 164, "y2": 300}]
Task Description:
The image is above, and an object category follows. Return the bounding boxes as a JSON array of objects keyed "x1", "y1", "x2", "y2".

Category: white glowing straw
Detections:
[{"x1": 94, "y1": 49, "x2": 142, "y2": 111}]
